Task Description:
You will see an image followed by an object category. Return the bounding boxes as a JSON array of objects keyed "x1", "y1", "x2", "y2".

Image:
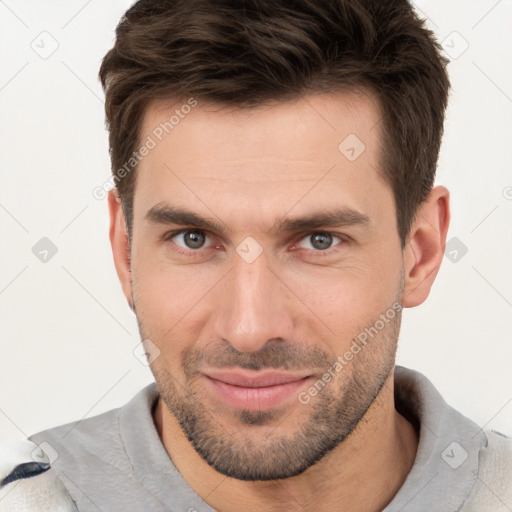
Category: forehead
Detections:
[
  {"x1": 140, "y1": 89, "x2": 381, "y2": 163},
  {"x1": 132, "y1": 90, "x2": 391, "y2": 233}
]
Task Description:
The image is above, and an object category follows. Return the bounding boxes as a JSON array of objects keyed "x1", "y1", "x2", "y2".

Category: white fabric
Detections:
[{"x1": 460, "y1": 430, "x2": 512, "y2": 511}]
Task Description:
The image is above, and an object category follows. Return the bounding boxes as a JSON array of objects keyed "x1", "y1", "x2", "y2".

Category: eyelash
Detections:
[{"x1": 161, "y1": 229, "x2": 350, "y2": 258}]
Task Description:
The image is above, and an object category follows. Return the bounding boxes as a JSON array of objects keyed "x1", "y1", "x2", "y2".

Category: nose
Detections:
[{"x1": 212, "y1": 247, "x2": 296, "y2": 353}]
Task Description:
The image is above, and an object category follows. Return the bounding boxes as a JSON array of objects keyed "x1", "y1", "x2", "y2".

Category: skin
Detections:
[{"x1": 108, "y1": 90, "x2": 450, "y2": 512}]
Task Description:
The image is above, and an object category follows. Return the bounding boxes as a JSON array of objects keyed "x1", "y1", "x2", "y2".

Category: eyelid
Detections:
[
  {"x1": 162, "y1": 228, "x2": 208, "y2": 241},
  {"x1": 293, "y1": 231, "x2": 349, "y2": 252},
  {"x1": 162, "y1": 228, "x2": 350, "y2": 255},
  {"x1": 162, "y1": 228, "x2": 215, "y2": 252}
]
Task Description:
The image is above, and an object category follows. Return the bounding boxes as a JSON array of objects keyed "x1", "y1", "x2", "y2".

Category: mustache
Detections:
[{"x1": 182, "y1": 341, "x2": 332, "y2": 375}]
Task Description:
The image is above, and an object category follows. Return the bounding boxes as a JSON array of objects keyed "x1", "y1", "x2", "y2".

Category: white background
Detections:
[{"x1": 0, "y1": 0, "x2": 511, "y2": 443}]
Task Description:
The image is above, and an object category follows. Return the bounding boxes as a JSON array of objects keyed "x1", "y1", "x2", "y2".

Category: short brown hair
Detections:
[{"x1": 99, "y1": 0, "x2": 450, "y2": 248}]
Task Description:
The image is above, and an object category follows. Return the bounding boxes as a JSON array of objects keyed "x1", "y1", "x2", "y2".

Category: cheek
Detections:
[
  {"x1": 132, "y1": 268, "x2": 205, "y2": 375},
  {"x1": 298, "y1": 258, "x2": 397, "y2": 305},
  {"x1": 293, "y1": 253, "x2": 401, "y2": 334},
  {"x1": 131, "y1": 254, "x2": 219, "y2": 335}
]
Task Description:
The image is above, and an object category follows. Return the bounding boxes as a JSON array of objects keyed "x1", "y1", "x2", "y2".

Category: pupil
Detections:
[
  {"x1": 311, "y1": 232, "x2": 332, "y2": 250},
  {"x1": 185, "y1": 230, "x2": 205, "y2": 249}
]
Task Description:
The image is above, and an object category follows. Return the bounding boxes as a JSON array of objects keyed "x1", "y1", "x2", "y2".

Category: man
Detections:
[{"x1": 27, "y1": 0, "x2": 511, "y2": 511}]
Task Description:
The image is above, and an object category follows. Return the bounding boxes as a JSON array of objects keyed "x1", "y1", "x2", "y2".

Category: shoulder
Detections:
[
  {"x1": 27, "y1": 382, "x2": 158, "y2": 474},
  {"x1": 25, "y1": 385, "x2": 161, "y2": 510},
  {"x1": 461, "y1": 429, "x2": 512, "y2": 512},
  {"x1": 28, "y1": 403, "x2": 129, "y2": 475}
]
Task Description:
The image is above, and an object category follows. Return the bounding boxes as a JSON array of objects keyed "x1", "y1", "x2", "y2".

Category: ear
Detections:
[
  {"x1": 108, "y1": 189, "x2": 134, "y2": 312},
  {"x1": 402, "y1": 185, "x2": 450, "y2": 308}
]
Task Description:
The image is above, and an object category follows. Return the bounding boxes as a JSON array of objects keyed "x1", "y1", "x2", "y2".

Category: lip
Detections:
[
  {"x1": 203, "y1": 370, "x2": 312, "y2": 411},
  {"x1": 204, "y1": 370, "x2": 311, "y2": 387}
]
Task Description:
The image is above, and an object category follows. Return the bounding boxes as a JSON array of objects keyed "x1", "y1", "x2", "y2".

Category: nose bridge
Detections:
[{"x1": 213, "y1": 248, "x2": 294, "y2": 353}]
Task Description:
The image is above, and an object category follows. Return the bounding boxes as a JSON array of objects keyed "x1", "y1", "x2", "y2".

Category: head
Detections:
[{"x1": 102, "y1": 0, "x2": 450, "y2": 481}]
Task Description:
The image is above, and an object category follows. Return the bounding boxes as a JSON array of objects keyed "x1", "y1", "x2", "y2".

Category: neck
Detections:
[{"x1": 153, "y1": 370, "x2": 419, "y2": 512}]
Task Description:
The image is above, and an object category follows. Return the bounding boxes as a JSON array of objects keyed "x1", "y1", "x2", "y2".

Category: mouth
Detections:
[{"x1": 202, "y1": 370, "x2": 313, "y2": 411}]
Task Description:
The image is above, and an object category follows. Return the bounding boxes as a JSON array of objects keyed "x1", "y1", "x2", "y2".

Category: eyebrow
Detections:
[{"x1": 145, "y1": 203, "x2": 371, "y2": 235}]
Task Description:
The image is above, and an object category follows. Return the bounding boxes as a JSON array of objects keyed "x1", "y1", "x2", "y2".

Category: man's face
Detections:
[{"x1": 128, "y1": 91, "x2": 405, "y2": 480}]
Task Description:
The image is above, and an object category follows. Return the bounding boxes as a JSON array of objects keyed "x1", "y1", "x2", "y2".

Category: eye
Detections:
[
  {"x1": 166, "y1": 229, "x2": 214, "y2": 251},
  {"x1": 297, "y1": 232, "x2": 345, "y2": 252}
]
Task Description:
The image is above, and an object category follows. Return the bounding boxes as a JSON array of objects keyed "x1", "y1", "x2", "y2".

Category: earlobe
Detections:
[
  {"x1": 107, "y1": 189, "x2": 134, "y2": 311},
  {"x1": 402, "y1": 185, "x2": 450, "y2": 308}
]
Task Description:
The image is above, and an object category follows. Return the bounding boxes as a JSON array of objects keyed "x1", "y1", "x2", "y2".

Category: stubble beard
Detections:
[{"x1": 131, "y1": 275, "x2": 403, "y2": 481}]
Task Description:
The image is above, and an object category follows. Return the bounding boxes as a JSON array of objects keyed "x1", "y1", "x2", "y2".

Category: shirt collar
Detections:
[
  {"x1": 384, "y1": 365, "x2": 488, "y2": 511},
  {"x1": 121, "y1": 365, "x2": 488, "y2": 511}
]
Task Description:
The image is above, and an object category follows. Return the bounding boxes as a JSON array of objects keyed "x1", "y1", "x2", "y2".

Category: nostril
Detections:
[{"x1": 1, "y1": 461, "x2": 51, "y2": 486}]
